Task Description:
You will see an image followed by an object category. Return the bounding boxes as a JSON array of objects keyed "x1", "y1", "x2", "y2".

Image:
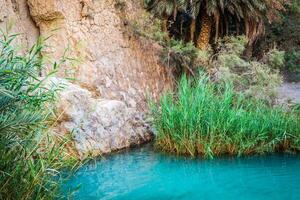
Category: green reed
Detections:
[
  {"x1": 151, "y1": 74, "x2": 300, "y2": 158},
  {"x1": 0, "y1": 33, "x2": 78, "y2": 200}
]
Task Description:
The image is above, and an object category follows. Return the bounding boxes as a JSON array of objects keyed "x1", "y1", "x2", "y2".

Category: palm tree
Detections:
[
  {"x1": 144, "y1": 0, "x2": 188, "y2": 32},
  {"x1": 196, "y1": 0, "x2": 286, "y2": 49},
  {"x1": 147, "y1": 0, "x2": 286, "y2": 50}
]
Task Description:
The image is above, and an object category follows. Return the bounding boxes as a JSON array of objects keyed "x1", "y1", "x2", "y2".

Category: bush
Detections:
[
  {"x1": 151, "y1": 74, "x2": 300, "y2": 158},
  {"x1": 285, "y1": 50, "x2": 300, "y2": 73},
  {"x1": 128, "y1": 13, "x2": 210, "y2": 76},
  {"x1": 213, "y1": 36, "x2": 283, "y2": 103},
  {"x1": 289, "y1": 0, "x2": 300, "y2": 15},
  {"x1": 128, "y1": 12, "x2": 168, "y2": 42},
  {"x1": 264, "y1": 48, "x2": 285, "y2": 70},
  {"x1": 0, "y1": 34, "x2": 77, "y2": 200},
  {"x1": 157, "y1": 35, "x2": 283, "y2": 102},
  {"x1": 160, "y1": 39, "x2": 210, "y2": 75},
  {"x1": 255, "y1": 0, "x2": 300, "y2": 78}
]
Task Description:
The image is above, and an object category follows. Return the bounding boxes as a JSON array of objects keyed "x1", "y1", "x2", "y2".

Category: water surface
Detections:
[{"x1": 63, "y1": 145, "x2": 300, "y2": 200}]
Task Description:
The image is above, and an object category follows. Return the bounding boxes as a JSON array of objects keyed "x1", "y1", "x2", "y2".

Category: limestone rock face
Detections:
[
  {"x1": 50, "y1": 78, "x2": 152, "y2": 159},
  {"x1": 26, "y1": 0, "x2": 171, "y2": 109},
  {"x1": 0, "y1": 0, "x2": 39, "y2": 50},
  {"x1": 1, "y1": 0, "x2": 171, "y2": 157}
]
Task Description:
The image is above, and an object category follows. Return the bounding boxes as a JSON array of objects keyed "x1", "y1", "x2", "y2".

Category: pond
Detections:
[{"x1": 63, "y1": 144, "x2": 300, "y2": 200}]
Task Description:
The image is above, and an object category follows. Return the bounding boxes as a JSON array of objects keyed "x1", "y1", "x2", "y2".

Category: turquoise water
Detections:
[{"x1": 63, "y1": 145, "x2": 300, "y2": 200}]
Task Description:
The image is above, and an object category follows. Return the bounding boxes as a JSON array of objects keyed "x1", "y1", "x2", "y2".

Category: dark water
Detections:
[{"x1": 63, "y1": 145, "x2": 300, "y2": 200}]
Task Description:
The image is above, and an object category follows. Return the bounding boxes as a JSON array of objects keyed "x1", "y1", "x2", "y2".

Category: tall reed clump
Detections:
[
  {"x1": 151, "y1": 74, "x2": 300, "y2": 158},
  {"x1": 0, "y1": 33, "x2": 78, "y2": 200}
]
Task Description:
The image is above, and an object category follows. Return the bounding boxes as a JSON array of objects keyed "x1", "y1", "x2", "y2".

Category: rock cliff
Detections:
[{"x1": 0, "y1": 0, "x2": 171, "y2": 158}]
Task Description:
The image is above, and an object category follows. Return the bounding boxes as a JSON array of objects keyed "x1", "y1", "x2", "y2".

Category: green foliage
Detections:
[
  {"x1": 129, "y1": 12, "x2": 209, "y2": 75},
  {"x1": 133, "y1": 21, "x2": 283, "y2": 101},
  {"x1": 265, "y1": 48, "x2": 285, "y2": 70},
  {"x1": 151, "y1": 74, "x2": 300, "y2": 158},
  {"x1": 256, "y1": 0, "x2": 300, "y2": 78},
  {"x1": 213, "y1": 36, "x2": 283, "y2": 103},
  {"x1": 289, "y1": 0, "x2": 300, "y2": 15},
  {"x1": 144, "y1": 0, "x2": 187, "y2": 18},
  {"x1": 145, "y1": 0, "x2": 286, "y2": 45},
  {"x1": 130, "y1": 13, "x2": 168, "y2": 41},
  {"x1": 216, "y1": 36, "x2": 248, "y2": 55},
  {"x1": 160, "y1": 39, "x2": 209, "y2": 74},
  {"x1": 0, "y1": 34, "x2": 78, "y2": 200},
  {"x1": 285, "y1": 50, "x2": 300, "y2": 73}
]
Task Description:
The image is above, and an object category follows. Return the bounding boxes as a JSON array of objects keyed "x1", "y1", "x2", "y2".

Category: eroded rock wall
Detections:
[
  {"x1": 0, "y1": 0, "x2": 39, "y2": 50},
  {"x1": 1, "y1": 0, "x2": 171, "y2": 158},
  {"x1": 27, "y1": 0, "x2": 171, "y2": 109}
]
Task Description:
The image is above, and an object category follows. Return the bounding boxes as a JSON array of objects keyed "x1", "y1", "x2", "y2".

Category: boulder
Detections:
[{"x1": 50, "y1": 78, "x2": 152, "y2": 159}]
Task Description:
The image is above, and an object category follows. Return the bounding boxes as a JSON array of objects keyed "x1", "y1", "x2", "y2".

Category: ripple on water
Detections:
[{"x1": 62, "y1": 145, "x2": 300, "y2": 200}]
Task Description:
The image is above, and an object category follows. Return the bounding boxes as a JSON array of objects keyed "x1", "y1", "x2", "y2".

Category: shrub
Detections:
[
  {"x1": 264, "y1": 48, "x2": 285, "y2": 70},
  {"x1": 0, "y1": 34, "x2": 77, "y2": 200},
  {"x1": 128, "y1": 12, "x2": 168, "y2": 42},
  {"x1": 160, "y1": 39, "x2": 210, "y2": 76},
  {"x1": 285, "y1": 50, "x2": 300, "y2": 73},
  {"x1": 289, "y1": 0, "x2": 300, "y2": 15},
  {"x1": 151, "y1": 74, "x2": 300, "y2": 158},
  {"x1": 255, "y1": 0, "x2": 300, "y2": 78},
  {"x1": 213, "y1": 36, "x2": 283, "y2": 103},
  {"x1": 128, "y1": 13, "x2": 210, "y2": 76}
]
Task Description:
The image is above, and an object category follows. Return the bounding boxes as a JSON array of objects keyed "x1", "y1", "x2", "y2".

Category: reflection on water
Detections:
[{"x1": 63, "y1": 144, "x2": 300, "y2": 200}]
